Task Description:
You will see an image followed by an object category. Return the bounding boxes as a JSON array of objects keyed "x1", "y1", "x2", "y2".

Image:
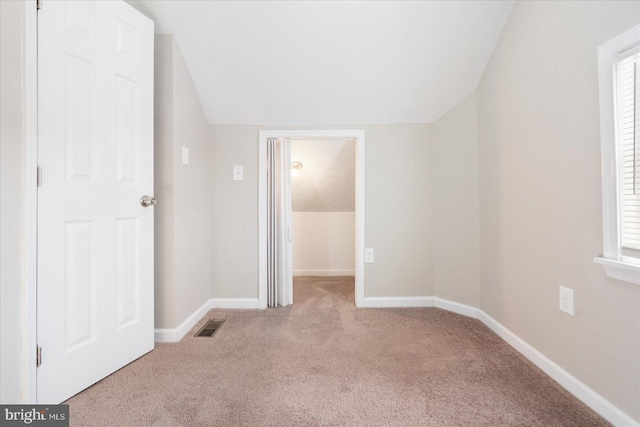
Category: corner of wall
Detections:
[
  {"x1": 153, "y1": 33, "x2": 177, "y2": 329},
  {"x1": 165, "y1": 38, "x2": 213, "y2": 327},
  {"x1": 431, "y1": 92, "x2": 481, "y2": 308},
  {"x1": 208, "y1": 125, "x2": 217, "y2": 300}
]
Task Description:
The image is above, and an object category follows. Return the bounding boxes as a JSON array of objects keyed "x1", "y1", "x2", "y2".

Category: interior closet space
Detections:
[{"x1": 291, "y1": 139, "x2": 356, "y2": 279}]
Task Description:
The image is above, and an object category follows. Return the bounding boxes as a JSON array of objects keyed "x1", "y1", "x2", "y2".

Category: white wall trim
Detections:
[
  {"x1": 210, "y1": 298, "x2": 260, "y2": 309},
  {"x1": 433, "y1": 297, "x2": 481, "y2": 318},
  {"x1": 258, "y1": 130, "x2": 366, "y2": 309},
  {"x1": 293, "y1": 269, "x2": 355, "y2": 277},
  {"x1": 154, "y1": 299, "x2": 213, "y2": 343},
  {"x1": 25, "y1": 0, "x2": 38, "y2": 404},
  {"x1": 153, "y1": 329, "x2": 181, "y2": 343},
  {"x1": 432, "y1": 297, "x2": 638, "y2": 427},
  {"x1": 595, "y1": 24, "x2": 640, "y2": 284},
  {"x1": 597, "y1": 26, "x2": 626, "y2": 260},
  {"x1": 154, "y1": 298, "x2": 261, "y2": 342},
  {"x1": 362, "y1": 296, "x2": 434, "y2": 308},
  {"x1": 478, "y1": 309, "x2": 638, "y2": 427},
  {"x1": 593, "y1": 256, "x2": 640, "y2": 285}
]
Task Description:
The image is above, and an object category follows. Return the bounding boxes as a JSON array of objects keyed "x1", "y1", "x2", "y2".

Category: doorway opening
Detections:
[
  {"x1": 290, "y1": 138, "x2": 356, "y2": 304},
  {"x1": 258, "y1": 130, "x2": 366, "y2": 308}
]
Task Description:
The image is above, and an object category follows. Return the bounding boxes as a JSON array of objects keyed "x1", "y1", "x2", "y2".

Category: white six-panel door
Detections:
[{"x1": 37, "y1": 0, "x2": 154, "y2": 403}]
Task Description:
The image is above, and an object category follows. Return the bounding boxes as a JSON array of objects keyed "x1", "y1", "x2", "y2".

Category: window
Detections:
[
  {"x1": 595, "y1": 25, "x2": 640, "y2": 285},
  {"x1": 616, "y1": 45, "x2": 640, "y2": 255}
]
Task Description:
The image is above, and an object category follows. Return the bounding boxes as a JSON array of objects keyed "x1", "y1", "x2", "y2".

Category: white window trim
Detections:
[{"x1": 595, "y1": 24, "x2": 640, "y2": 285}]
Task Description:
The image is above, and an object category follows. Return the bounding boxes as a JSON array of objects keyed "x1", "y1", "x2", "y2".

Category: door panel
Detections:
[
  {"x1": 37, "y1": 0, "x2": 154, "y2": 404},
  {"x1": 63, "y1": 220, "x2": 98, "y2": 352},
  {"x1": 115, "y1": 217, "x2": 140, "y2": 329}
]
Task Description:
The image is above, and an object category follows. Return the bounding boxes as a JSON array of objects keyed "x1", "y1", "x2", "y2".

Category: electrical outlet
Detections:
[
  {"x1": 559, "y1": 286, "x2": 574, "y2": 316},
  {"x1": 364, "y1": 248, "x2": 374, "y2": 263}
]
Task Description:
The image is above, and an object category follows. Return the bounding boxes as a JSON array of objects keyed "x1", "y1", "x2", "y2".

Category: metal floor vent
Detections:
[{"x1": 195, "y1": 320, "x2": 226, "y2": 337}]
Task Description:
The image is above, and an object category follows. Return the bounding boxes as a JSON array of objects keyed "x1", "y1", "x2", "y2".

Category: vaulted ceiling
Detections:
[{"x1": 128, "y1": 1, "x2": 514, "y2": 125}]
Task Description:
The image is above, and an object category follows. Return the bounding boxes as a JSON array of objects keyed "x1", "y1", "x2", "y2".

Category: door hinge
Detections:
[
  {"x1": 36, "y1": 0, "x2": 42, "y2": 10},
  {"x1": 37, "y1": 166, "x2": 42, "y2": 187},
  {"x1": 36, "y1": 346, "x2": 42, "y2": 367}
]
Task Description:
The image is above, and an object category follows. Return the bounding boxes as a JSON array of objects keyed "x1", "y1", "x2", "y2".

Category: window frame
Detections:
[{"x1": 594, "y1": 24, "x2": 640, "y2": 285}]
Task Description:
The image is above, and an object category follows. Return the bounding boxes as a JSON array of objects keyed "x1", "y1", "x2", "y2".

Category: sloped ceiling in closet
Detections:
[{"x1": 291, "y1": 139, "x2": 355, "y2": 212}]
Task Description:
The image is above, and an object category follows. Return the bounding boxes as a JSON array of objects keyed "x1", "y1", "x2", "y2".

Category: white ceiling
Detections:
[
  {"x1": 291, "y1": 139, "x2": 355, "y2": 212},
  {"x1": 128, "y1": 1, "x2": 514, "y2": 125}
]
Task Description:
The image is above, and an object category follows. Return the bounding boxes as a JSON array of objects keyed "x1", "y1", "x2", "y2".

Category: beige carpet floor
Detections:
[{"x1": 66, "y1": 276, "x2": 609, "y2": 426}]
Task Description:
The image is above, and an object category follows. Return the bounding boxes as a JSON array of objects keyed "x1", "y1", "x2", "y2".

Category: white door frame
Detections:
[
  {"x1": 23, "y1": 0, "x2": 39, "y2": 403},
  {"x1": 258, "y1": 130, "x2": 366, "y2": 308}
]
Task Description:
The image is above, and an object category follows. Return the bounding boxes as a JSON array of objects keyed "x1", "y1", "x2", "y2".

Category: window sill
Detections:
[{"x1": 593, "y1": 257, "x2": 640, "y2": 285}]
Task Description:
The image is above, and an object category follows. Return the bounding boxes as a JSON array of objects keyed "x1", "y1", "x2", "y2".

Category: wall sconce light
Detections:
[{"x1": 291, "y1": 161, "x2": 303, "y2": 177}]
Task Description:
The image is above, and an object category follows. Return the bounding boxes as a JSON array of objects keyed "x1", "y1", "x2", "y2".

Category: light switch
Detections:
[
  {"x1": 181, "y1": 146, "x2": 189, "y2": 166},
  {"x1": 233, "y1": 166, "x2": 243, "y2": 181},
  {"x1": 365, "y1": 248, "x2": 374, "y2": 263}
]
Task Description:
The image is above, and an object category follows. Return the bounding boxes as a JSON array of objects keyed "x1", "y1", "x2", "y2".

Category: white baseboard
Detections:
[
  {"x1": 434, "y1": 297, "x2": 481, "y2": 319},
  {"x1": 362, "y1": 296, "x2": 434, "y2": 308},
  {"x1": 154, "y1": 299, "x2": 212, "y2": 343},
  {"x1": 153, "y1": 328, "x2": 178, "y2": 343},
  {"x1": 211, "y1": 298, "x2": 260, "y2": 309},
  {"x1": 293, "y1": 269, "x2": 355, "y2": 276},
  {"x1": 431, "y1": 297, "x2": 638, "y2": 427},
  {"x1": 154, "y1": 298, "x2": 260, "y2": 343},
  {"x1": 477, "y1": 309, "x2": 638, "y2": 427}
]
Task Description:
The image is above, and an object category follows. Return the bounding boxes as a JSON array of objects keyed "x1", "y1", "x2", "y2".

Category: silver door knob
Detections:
[{"x1": 140, "y1": 195, "x2": 156, "y2": 207}]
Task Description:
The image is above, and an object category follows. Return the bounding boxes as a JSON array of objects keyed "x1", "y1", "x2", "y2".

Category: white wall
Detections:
[
  {"x1": 0, "y1": 0, "x2": 27, "y2": 403},
  {"x1": 362, "y1": 125, "x2": 434, "y2": 298},
  {"x1": 477, "y1": 1, "x2": 640, "y2": 420},
  {"x1": 154, "y1": 35, "x2": 176, "y2": 329},
  {"x1": 431, "y1": 93, "x2": 480, "y2": 307},
  {"x1": 171, "y1": 38, "x2": 213, "y2": 325},
  {"x1": 210, "y1": 124, "x2": 433, "y2": 299},
  {"x1": 154, "y1": 35, "x2": 212, "y2": 330},
  {"x1": 292, "y1": 212, "x2": 355, "y2": 276}
]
